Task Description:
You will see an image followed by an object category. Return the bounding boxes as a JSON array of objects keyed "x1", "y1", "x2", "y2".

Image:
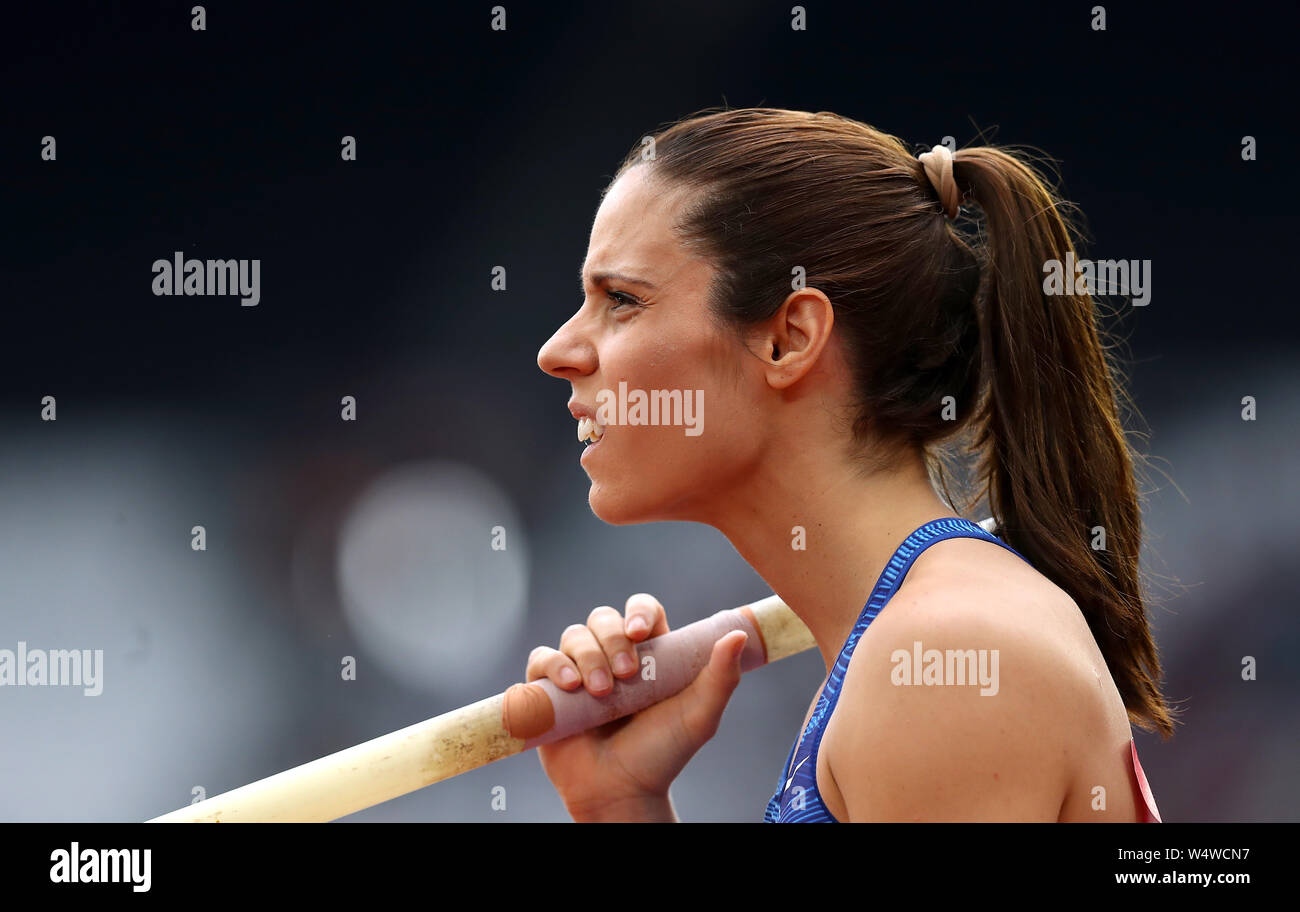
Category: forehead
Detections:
[{"x1": 582, "y1": 167, "x2": 695, "y2": 279}]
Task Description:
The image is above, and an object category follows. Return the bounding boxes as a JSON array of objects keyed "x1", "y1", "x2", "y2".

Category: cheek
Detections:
[
  {"x1": 648, "y1": 316, "x2": 739, "y2": 389},
  {"x1": 589, "y1": 326, "x2": 761, "y2": 510},
  {"x1": 604, "y1": 323, "x2": 740, "y2": 431}
]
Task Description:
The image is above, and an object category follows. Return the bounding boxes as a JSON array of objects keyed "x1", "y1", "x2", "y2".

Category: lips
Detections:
[{"x1": 568, "y1": 401, "x2": 606, "y2": 445}]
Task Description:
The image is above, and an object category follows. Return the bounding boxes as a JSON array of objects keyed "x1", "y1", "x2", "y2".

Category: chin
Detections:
[
  {"x1": 587, "y1": 486, "x2": 653, "y2": 525},
  {"x1": 587, "y1": 477, "x2": 691, "y2": 526},
  {"x1": 583, "y1": 428, "x2": 733, "y2": 525}
]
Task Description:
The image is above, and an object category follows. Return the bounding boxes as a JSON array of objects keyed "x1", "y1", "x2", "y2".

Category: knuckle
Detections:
[
  {"x1": 570, "y1": 643, "x2": 606, "y2": 669},
  {"x1": 625, "y1": 592, "x2": 662, "y2": 613},
  {"x1": 525, "y1": 647, "x2": 555, "y2": 681},
  {"x1": 587, "y1": 605, "x2": 619, "y2": 625},
  {"x1": 559, "y1": 623, "x2": 589, "y2": 644}
]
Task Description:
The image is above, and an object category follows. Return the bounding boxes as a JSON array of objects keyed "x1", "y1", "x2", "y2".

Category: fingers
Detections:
[
  {"x1": 623, "y1": 593, "x2": 670, "y2": 642},
  {"x1": 525, "y1": 645, "x2": 581, "y2": 690},
  {"x1": 560, "y1": 621, "x2": 616, "y2": 695},
  {"x1": 525, "y1": 594, "x2": 671, "y2": 697},
  {"x1": 587, "y1": 605, "x2": 640, "y2": 681}
]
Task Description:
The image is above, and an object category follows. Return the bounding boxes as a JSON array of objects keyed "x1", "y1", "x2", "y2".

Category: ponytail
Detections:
[{"x1": 953, "y1": 147, "x2": 1175, "y2": 738}]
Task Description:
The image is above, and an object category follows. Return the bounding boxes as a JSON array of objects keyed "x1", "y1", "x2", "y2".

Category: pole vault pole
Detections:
[{"x1": 148, "y1": 594, "x2": 814, "y2": 822}]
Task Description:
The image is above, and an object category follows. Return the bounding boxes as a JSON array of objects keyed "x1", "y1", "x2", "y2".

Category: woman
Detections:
[{"x1": 531, "y1": 107, "x2": 1172, "y2": 822}]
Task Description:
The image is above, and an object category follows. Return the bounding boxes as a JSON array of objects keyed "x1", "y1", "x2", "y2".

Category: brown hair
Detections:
[{"x1": 610, "y1": 106, "x2": 1175, "y2": 738}]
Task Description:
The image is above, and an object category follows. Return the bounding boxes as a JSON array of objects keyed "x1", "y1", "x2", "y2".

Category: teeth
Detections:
[{"x1": 576, "y1": 416, "x2": 605, "y2": 443}]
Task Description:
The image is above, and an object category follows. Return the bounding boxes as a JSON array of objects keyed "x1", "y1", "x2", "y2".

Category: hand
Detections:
[{"x1": 524, "y1": 593, "x2": 749, "y2": 822}]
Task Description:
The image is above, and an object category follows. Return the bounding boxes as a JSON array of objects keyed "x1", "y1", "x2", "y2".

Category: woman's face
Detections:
[{"x1": 537, "y1": 165, "x2": 769, "y2": 525}]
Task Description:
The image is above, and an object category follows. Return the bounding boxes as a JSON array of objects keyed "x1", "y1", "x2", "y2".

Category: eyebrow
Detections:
[{"x1": 577, "y1": 265, "x2": 658, "y2": 290}]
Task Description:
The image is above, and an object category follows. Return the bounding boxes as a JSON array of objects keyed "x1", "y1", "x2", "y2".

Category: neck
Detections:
[{"x1": 706, "y1": 441, "x2": 956, "y2": 672}]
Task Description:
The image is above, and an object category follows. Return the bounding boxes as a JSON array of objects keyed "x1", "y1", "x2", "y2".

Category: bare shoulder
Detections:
[{"x1": 821, "y1": 535, "x2": 1120, "y2": 821}]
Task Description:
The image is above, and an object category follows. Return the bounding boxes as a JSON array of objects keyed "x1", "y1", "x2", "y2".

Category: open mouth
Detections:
[{"x1": 577, "y1": 416, "x2": 605, "y2": 446}]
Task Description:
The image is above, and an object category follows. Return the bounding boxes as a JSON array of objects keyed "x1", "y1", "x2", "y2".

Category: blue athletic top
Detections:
[{"x1": 763, "y1": 516, "x2": 1031, "y2": 823}]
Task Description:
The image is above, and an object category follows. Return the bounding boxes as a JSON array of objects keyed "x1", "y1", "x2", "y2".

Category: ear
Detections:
[{"x1": 749, "y1": 288, "x2": 835, "y2": 390}]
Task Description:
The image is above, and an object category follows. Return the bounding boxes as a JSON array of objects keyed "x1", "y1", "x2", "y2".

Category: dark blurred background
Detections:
[{"x1": 1, "y1": 1, "x2": 1295, "y2": 822}]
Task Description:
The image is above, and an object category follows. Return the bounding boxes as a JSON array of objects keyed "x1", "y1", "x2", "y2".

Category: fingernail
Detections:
[
  {"x1": 558, "y1": 667, "x2": 579, "y2": 687},
  {"x1": 589, "y1": 669, "x2": 611, "y2": 692},
  {"x1": 627, "y1": 616, "x2": 648, "y2": 635},
  {"x1": 613, "y1": 652, "x2": 635, "y2": 675}
]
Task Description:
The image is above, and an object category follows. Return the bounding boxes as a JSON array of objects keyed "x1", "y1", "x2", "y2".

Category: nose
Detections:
[{"x1": 537, "y1": 311, "x2": 597, "y2": 380}]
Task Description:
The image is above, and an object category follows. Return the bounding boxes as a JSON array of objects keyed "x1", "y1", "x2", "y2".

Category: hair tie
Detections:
[{"x1": 918, "y1": 144, "x2": 960, "y2": 219}]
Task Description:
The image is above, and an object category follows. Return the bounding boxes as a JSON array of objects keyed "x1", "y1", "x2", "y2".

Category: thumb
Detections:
[{"x1": 677, "y1": 630, "x2": 748, "y2": 746}]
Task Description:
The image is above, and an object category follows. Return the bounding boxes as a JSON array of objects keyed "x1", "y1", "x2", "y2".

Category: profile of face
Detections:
[{"x1": 537, "y1": 165, "x2": 774, "y2": 526}]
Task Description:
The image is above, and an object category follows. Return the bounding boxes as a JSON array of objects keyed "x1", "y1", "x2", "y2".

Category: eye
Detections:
[{"x1": 606, "y1": 290, "x2": 642, "y2": 311}]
